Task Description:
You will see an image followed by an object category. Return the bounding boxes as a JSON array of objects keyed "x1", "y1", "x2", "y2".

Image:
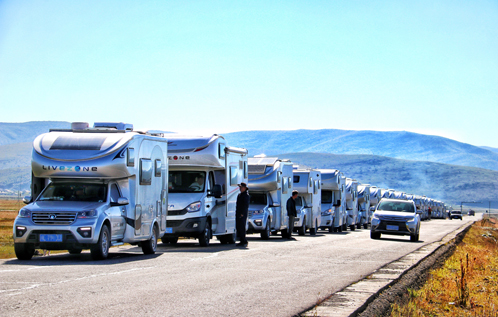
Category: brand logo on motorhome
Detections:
[
  {"x1": 42, "y1": 165, "x2": 98, "y2": 172},
  {"x1": 168, "y1": 156, "x2": 190, "y2": 161}
]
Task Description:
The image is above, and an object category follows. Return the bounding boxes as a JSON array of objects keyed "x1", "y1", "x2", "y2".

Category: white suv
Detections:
[{"x1": 370, "y1": 198, "x2": 421, "y2": 242}]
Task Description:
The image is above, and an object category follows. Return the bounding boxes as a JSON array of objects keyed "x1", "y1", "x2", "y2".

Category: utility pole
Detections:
[{"x1": 461, "y1": 201, "x2": 482, "y2": 214}]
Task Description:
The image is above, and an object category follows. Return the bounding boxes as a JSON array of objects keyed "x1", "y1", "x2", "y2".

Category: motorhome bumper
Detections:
[{"x1": 163, "y1": 216, "x2": 207, "y2": 237}]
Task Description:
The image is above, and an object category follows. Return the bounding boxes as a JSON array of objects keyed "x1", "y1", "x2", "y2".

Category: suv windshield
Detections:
[
  {"x1": 38, "y1": 183, "x2": 107, "y2": 202},
  {"x1": 377, "y1": 201, "x2": 415, "y2": 213},
  {"x1": 169, "y1": 171, "x2": 206, "y2": 193}
]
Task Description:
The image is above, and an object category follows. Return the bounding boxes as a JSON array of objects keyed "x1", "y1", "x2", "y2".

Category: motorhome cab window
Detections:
[
  {"x1": 293, "y1": 176, "x2": 300, "y2": 183},
  {"x1": 38, "y1": 183, "x2": 107, "y2": 202},
  {"x1": 169, "y1": 171, "x2": 206, "y2": 193},
  {"x1": 110, "y1": 184, "x2": 121, "y2": 203},
  {"x1": 218, "y1": 143, "x2": 226, "y2": 159},
  {"x1": 250, "y1": 193, "x2": 267, "y2": 205},
  {"x1": 322, "y1": 190, "x2": 333, "y2": 204}
]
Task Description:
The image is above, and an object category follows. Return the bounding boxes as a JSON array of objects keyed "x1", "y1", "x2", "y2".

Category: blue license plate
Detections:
[
  {"x1": 386, "y1": 225, "x2": 398, "y2": 231},
  {"x1": 165, "y1": 228, "x2": 173, "y2": 233},
  {"x1": 39, "y1": 234, "x2": 63, "y2": 242}
]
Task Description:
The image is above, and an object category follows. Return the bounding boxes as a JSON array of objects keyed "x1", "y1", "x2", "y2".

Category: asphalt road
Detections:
[{"x1": 0, "y1": 216, "x2": 477, "y2": 317}]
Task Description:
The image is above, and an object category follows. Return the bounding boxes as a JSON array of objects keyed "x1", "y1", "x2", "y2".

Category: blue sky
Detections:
[{"x1": 1, "y1": 0, "x2": 497, "y2": 147}]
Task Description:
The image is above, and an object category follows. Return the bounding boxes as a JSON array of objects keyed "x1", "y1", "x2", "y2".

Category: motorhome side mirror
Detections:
[
  {"x1": 23, "y1": 196, "x2": 31, "y2": 204},
  {"x1": 210, "y1": 184, "x2": 223, "y2": 198},
  {"x1": 270, "y1": 203, "x2": 280, "y2": 208},
  {"x1": 117, "y1": 197, "x2": 129, "y2": 205},
  {"x1": 333, "y1": 200, "x2": 341, "y2": 207}
]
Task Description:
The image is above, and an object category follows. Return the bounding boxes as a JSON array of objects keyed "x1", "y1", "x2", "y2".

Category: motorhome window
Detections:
[
  {"x1": 313, "y1": 181, "x2": 319, "y2": 195},
  {"x1": 293, "y1": 176, "x2": 300, "y2": 183},
  {"x1": 38, "y1": 183, "x2": 107, "y2": 202},
  {"x1": 127, "y1": 148, "x2": 135, "y2": 167},
  {"x1": 250, "y1": 193, "x2": 267, "y2": 205},
  {"x1": 321, "y1": 190, "x2": 332, "y2": 203},
  {"x1": 218, "y1": 143, "x2": 226, "y2": 159},
  {"x1": 140, "y1": 159, "x2": 153, "y2": 185},
  {"x1": 155, "y1": 159, "x2": 162, "y2": 177},
  {"x1": 50, "y1": 135, "x2": 107, "y2": 150},
  {"x1": 288, "y1": 177, "x2": 292, "y2": 189},
  {"x1": 282, "y1": 178, "x2": 288, "y2": 194},
  {"x1": 110, "y1": 184, "x2": 121, "y2": 203},
  {"x1": 168, "y1": 171, "x2": 206, "y2": 193},
  {"x1": 229, "y1": 166, "x2": 238, "y2": 186},
  {"x1": 213, "y1": 170, "x2": 226, "y2": 194},
  {"x1": 244, "y1": 161, "x2": 248, "y2": 178},
  {"x1": 377, "y1": 201, "x2": 415, "y2": 213}
]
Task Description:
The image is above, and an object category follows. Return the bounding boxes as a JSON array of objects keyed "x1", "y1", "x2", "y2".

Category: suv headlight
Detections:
[
  {"x1": 19, "y1": 208, "x2": 32, "y2": 218},
  {"x1": 77, "y1": 210, "x2": 98, "y2": 218},
  {"x1": 253, "y1": 209, "x2": 264, "y2": 215},
  {"x1": 186, "y1": 202, "x2": 201, "y2": 212},
  {"x1": 406, "y1": 217, "x2": 416, "y2": 223}
]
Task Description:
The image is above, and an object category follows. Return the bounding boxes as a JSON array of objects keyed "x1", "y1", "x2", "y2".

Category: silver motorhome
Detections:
[
  {"x1": 357, "y1": 184, "x2": 371, "y2": 229},
  {"x1": 319, "y1": 169, "x2": 346, "y2": 232},
  {"x1": 163, "y1": 135, "x2": 248, "y2": 246},
  {"x1": 13, "y1": 122, "x2": 168, "y2": 260},
  {"x1": 345, "y1": 178, "x2": 359, "y2": 231},
  {"x1": 292, "y1": 168, "x2": 322, "y2": 235},
  {"x1": 247, "y1": 157, "x2": 293, "y2": 239}
]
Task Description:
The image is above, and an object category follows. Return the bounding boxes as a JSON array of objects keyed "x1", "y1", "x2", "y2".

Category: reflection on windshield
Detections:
[
  {"x1": 250, "y1": 193, "x2": 267, "y2": 205},
  {"x1": 321, "y1": 190, "x2": 332, "y2": 204},
  {"x1": 38, "y1": 183, "x2": 107, "y2": 202},
  {"x1": 377, "y1": 201, "x2": 415, "y2": 213},
  {"x1": 169, "y1": 171, "x2": 206, "y2": 193}
]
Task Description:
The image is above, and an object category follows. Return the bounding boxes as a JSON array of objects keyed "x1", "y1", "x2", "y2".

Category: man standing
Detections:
[
  {"x1": 236, "y1": 182, "x2": 250, "y2": 247},
  {"x1": 286, "y1": 190, "x2": 299, "y2": 239}
]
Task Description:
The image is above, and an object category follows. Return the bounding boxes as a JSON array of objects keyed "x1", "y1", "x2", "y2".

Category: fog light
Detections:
[
  {"x1": 16, "y1": 226, "x2": 27, "y2": 237},
  {"x1": 192, "y1": 223, "x2": 198, "y2": 228},
  {"x1": 77, "y1": 227, "x2": 92, "y2": 238},
  {"x1": 254, "y1": 220, "x2": 262, "y2": 226}
]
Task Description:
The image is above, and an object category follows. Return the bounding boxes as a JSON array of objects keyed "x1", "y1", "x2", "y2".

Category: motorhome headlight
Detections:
[
  {"x1": 186, "y1": 202, "x2": 201, "y2": 213},
  {"x1": 321, "y1": 209, "x2": 332, "y2": 216},
  {"x1": 253, "y1": 209, "x2": 264, "y2": 215},
  {"x1": 77, "y1": 210, "x2": 98, "y2": 219},
  {"x1": 19, "y1": 208, "x2": 32, "y2": 218}
]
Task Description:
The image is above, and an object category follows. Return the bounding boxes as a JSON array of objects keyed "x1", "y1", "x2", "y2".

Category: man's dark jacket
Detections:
[
  {"x1": 236, "y1": 190, "x2": 250, "y2": 217},
  {"x1": 287, "y1": 196, "x2": 297, "y2": 217}
]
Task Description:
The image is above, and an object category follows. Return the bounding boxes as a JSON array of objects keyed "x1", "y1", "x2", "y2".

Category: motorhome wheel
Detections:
[
  {"x1": 298, "y1": 220, "x2": 306, "y2": 236},
  {"x1": 338, "y1": 226, "x2": 343, "y2": 232},
  {"x1": 142, "y1": 225, "x2": 158, "y2": 254},
  {"x1": 363, "y1": 223, "x2": 368, "y2": 229},
  {"x1": 309, "y1": 221, "x2": 317, "y2": 235},
  {"x1": 342, "y1": 224, "x2": 347, "y2": 231},
  {"x1": 14, "y1": 243, "x2": 35, "y2": 260},
  {"x1": 328, "y1": 225, "x2": 334, "y2": 233},
  {"x1": 350, "y1": 225, "x2": 356, "y2": 231},
  {"x1": 91, "y1": 225, "x2": 110, "y2": 260},
  {"x1": 356, "y1": 223, "x2": 361, "y2": 229},
  {"x1": 281, "y1": 228, "x2": 288, "y2": 239},
  {"x1": 261, "y1": 219, "x2": 271, "y2": 240},
  {"x1": 199, "y1": 222, "x2": 211, "y2": 247}
]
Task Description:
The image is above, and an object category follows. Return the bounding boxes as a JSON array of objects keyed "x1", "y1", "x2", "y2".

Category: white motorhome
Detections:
[
  {"x1": 13, "y1": 122, "x2": 168, "y2": 260},
  {"x1": 163, "y1": 135, "x2": 248, "y2": 246},
  {"x1": 319, "y1": 169, "x2": 346, "y2": 232},
  {"x1": 247, "y1": 157, "x2": 293, "y2": 239},
  {"x1": 345, "y1": 178, "x2": 359, "y2": 231},
  {"x1": 292, "y1": 168, "x2": 322, "y2": 235},
  {"x1": 357, "y1": 184, "x2": 371, "y2": 229},
  {"x1": 369, "y1": 186, "x2": 382, "y2": 222}
]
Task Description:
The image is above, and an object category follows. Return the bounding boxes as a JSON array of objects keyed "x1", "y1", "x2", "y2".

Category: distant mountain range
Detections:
[
  {"x1": 223, "y1": 130, "x2": 498, "y2": 172},
  {"x1": 1, "y1": 121, "x2": 497, "y2": 206}
]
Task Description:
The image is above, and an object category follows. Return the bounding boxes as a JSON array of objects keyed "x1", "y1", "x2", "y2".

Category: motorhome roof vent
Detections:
[
  {"x1": 71, "y1": 122, "x2": 89, "y2": 130},
  {"x1": 93, "y1": 122, "x2": 133, "y2": 131}
]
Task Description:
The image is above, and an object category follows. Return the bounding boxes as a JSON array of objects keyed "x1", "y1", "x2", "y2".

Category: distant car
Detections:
[
  {"x1": 468, "y1": 210, "x2": 475, "y2": 216},
  {"x1": 449, "y1": 210, "x2": 463, "y2": 220},
  {"x1": 370, "y1": 198, "x2": 421, "y2": 242}
]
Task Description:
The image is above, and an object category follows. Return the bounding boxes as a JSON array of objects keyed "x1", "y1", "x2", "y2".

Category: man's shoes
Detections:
[{"x1": 236, "y1": 242, "x2": 248, "y2": 247}]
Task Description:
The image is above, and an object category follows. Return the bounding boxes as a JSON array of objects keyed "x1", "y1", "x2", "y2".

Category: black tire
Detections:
[
  {"x1": 199, "y1": 221, "x2": 211, "y2": 247},
  {"x1": 298, "y1": 219, "x2": 306, "y2": 236},
  {"x1": 356, "y1": 223, "x2": 361, "y2": 229},
  {"x1": 350, "y1": 225, "x2": 356, "y2": 231},
  {"x1": 338, "y1": 225, "x2": 343, "y2": 232},
  {"x1": 169, "y1": 237, "x2": 179, "y2": 244},
  {"x1": 410, "y1": 232, "x2": 419, "y2": 242},
  {"x1": 68, "y1": 249, "x2": 82, "y2": 255},
  {"x1": 261, "y1": 219, "x2": 271, "y2": 240},
  {"x1": 328, "y1": 225, "x2": 334, "y2": 233},
  {"x1": 14, "y1": 243, "x2": 35, "y2": 260},
  {"x1": 142, "y1": 226, "x2": 158, "y2": 254},
  {"x1": 310, "y1": 220, "x2": 317, "y2": 236},
  {"x1": 91, "y1": 225, "x2": 110, "y2": 260},
  {"x1": 342, "y1": 224, "x2": 347, "y2": 231},
  {"x1": 370, "y1": 231, "x2": 381, "y2": 239},
  {"x1": 363, "y1": 223, "x2": 368, "y2": 229},
  {"x1": 161, "y1": 236, "x2": 169, "y2": 244},
  {"x1": 280, "y1": 229, "x2": 288, "y2": 239}
]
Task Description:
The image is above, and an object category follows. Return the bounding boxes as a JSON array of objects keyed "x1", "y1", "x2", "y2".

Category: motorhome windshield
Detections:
[
  {"x1": 38, "y1": 183, "x2": 107, "y2": 202},
  {"x1": 250, "y1": 193, "x2": 267, "y2": 205},
  {"x1": 169, "y1": 171, "x2": 206, "y2": 193},
  {"x1": 377, "y1": 201, "x2": 415, "y2": 213},
  {"x1": 321, "y1": 190, "x2": 332, "y2": 204}
]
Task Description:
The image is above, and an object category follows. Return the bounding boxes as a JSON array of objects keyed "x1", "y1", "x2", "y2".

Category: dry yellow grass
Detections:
[
  {"x1": 0, "y1": 199, "x2": 21, "y2": 259},
  {"x1": 391, "y1": 216, "x2": 498, "y2": 317}
]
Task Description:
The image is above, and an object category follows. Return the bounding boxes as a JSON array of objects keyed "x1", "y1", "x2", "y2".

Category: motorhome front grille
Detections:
[
  {"x1": 248, "y1": 165, "x2": 266, "y2": 174},
  {"x1": 32, "y1": 212, "x2": 76, "y2": 225},
  {"x1": 248, "y1": 211, "x2": 253, "y2": 218},
  {"x1": 168, "y1": 209, "x2": 188, "y2": 216},
  {"x1": 166, "y1": 220, "x2": 183, "y2": 228}
]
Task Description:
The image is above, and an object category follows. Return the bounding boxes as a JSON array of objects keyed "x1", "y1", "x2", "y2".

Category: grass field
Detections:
[
  {"x1": 391, "y1": 215, "x2": 498, "y2": 316},
  {"x1": 0, "y1": 199, "x2": 21, "y2": 259}
]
